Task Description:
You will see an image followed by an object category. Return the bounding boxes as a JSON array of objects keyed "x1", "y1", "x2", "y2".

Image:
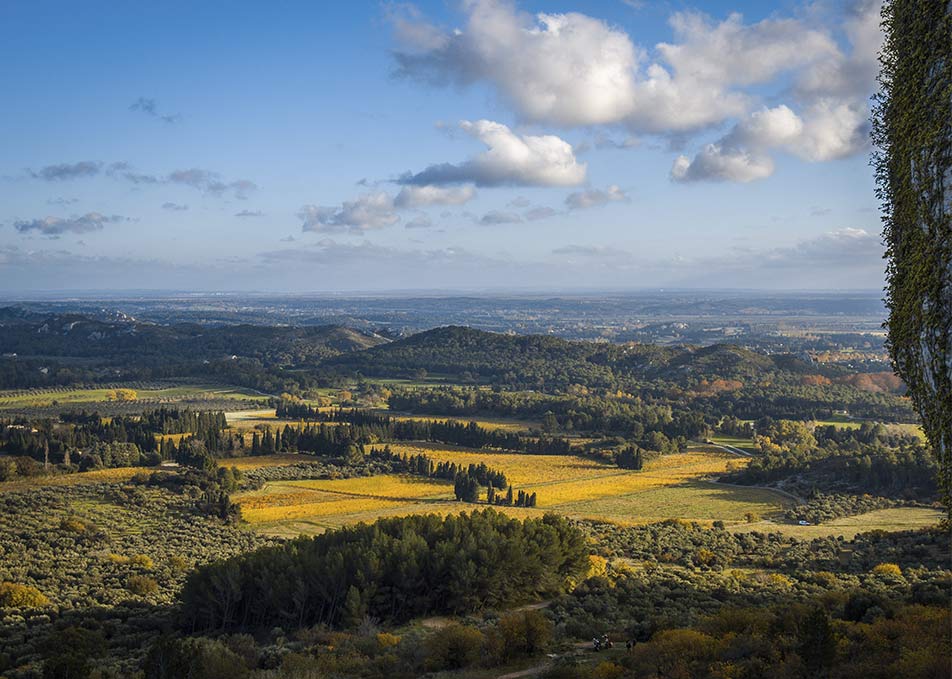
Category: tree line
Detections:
[{"x1": 181, "y1": 510, "x2": 588, "y2": 631}]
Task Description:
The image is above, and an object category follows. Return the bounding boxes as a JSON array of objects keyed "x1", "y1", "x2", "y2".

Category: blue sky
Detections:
[{"x1": 0, "y1": 0, "x2": 885, "y2": 292}]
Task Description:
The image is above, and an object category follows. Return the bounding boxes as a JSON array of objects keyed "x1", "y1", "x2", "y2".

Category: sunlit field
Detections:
[
  {"x1": 733, "y1": 507, "x2": 945, "y2": 539},
  {"x1": 232, "y1": 446, "x2": 803, "y2": 536},
  {"x1": 0, "y1": 466, "x2": 150, "y2": 492},
  {"x1": 378, "y1": 411, "x2": 539, "y2": 432},
  {"x1": 0, "y1": 382, "x2": 268, "y2": 411}
]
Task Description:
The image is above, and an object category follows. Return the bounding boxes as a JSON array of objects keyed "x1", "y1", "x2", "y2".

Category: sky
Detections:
[{"x1": 0, "y1": 0, "x2": 887, "y2": 292}]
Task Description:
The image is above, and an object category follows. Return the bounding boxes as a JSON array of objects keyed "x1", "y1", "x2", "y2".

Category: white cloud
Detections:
[
  {"x1": 31, "y1": 161, "x2": 101, "y2": 181},
  {"x1": 479, "y1": 210, "x2": 523, "y2": 225},
  {"x1": 565, "y1": 184, "x2": 628, "y2": 209},
  {"x1": 13, "y1": 213, "x2": 126, "y2": 237},
  {"x1": 671, "y1": 1, "x2": 882, "y2": 183},
  {"x1": 671, "y1": 141, "x2": 775, "y2": 183},
  {"x1": 395, "y1": 2, "x2": 641, "y2": 127},
  {"x1": 793, "y1": 99, "x2": 869, "y2": 161},
  {"x1": 298, "y1": 192, "x2": 399, "y2": 233},
  {"x1": 658, "y1": 12, "x2": 837, "y2": 89},
  {"x1": 671, "y1": 105, "x2": 802, "y2": 182},
  {"x1": 402, "y1": 120, "x2": 586, "y2": 187},
  {"x1": 394, "y1": 0, "x2": 882, "y2": 183},
  {"x1": 392, "y1": 1, "x2": 839, "y2": 135},
  {"x1": 394, "y1": 184, "x2": 476, "y2": 208}
]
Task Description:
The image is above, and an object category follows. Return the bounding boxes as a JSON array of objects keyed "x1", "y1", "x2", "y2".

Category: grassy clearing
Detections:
[
  {"x1": 0, "y1": 466, "x2": 150, "y2": 492},
  {"x1": 708, "y1": 436, "x2": 759, "y2": 454},
  {"x1": 223, "y1": 454, "x2": 311, "y2": 470},
  {"x1": 282, "y1": 475, "x2": 454, "y2": 499},
  {"x1": 732, "y1": 507, "x2": 945, "y2": 539},
  {"x1": 0, "y1": 454, "x2": 306, "y2": 492},
  {"x1": 556, "y1": 481, "x2": 789, "y2": 524},
  {"x1": 0, "y1": 382, "x2": 268, "y2": 410}
]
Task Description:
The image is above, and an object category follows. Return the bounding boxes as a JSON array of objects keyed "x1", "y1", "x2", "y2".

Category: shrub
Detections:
[
  {"x1": 127, "y1": 575, "x2": 159, "y2": 596},
  {"x1": 168, "y1": 555, "x2": 188, "y2": 573},
  {"x1": 376, "y1": 632, "x2": 400, "y2": 649},
  {"x1": 495, "y1": 609, "x2": 553, "y2": 659},
  {"x1": 424, "y1": 624, "x2": 484, "y2": 670},
  {"x1": 0, "y1": 581, "x2": 50, "y2": 608},
  {"x1": 872, "y1": 562, "x2": 903, "y2": 577},
  {"x1": 59, "y1": 516, "x2": 87, "y2": 533},
  {"x1": 587, "y1": 555, "x2": 608, "y2": 579},
  {"x1": 144, "y1": 636, "x2": 250, "y2": 679},
  {"x1": 130, "y1": 554, "x2": 154, "y2": 569}
]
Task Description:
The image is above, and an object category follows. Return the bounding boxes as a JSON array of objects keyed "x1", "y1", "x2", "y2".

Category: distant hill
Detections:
[
  {"x1": 324, "y1": 325, "x2": 822, "y2": 385},
  {"x1": 0, "y1": 308, "x2": 387, "y2": 367}
]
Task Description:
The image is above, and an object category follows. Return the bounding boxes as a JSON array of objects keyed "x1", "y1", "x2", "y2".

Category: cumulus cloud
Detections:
[
  {"x1": 161, "y1": 202, "x2": 188, "y2": 211},
  {"x1": 31, "y1": 161, "x2": 101, "y2": 181},
  {"x1": 657, "y1": 12, "x2": 837, "y2": 89},
  {"x1": 391, "y1": 1, "x2": 836, "y2": 135},
  {"x1": 299, "y1": 192, "x2": 399, "y2": 233},
  {"x1": 671, "y1": 144, "x2": 776, "y2": 183},
  {"x1": 671, "y1": 105, "x2": 803, "y2": 182},
  {"x1": 394, "y1": 184, "x2": 476, "y2": 208},
  {"x1": 795, "y1": 0, "x2": 883, "y2": 101},
  {"x1": 401, "y1": 120, "x2": 585, "y2": 187},
  {"x1": 393, "y1": 0, "x2": 882, "y2": 183},
  {"x1": 793, "y1": 99, "x2": 870, "y2": 162},
  {"x1": 671, "y1": 1, "x2": 882, "y2": 182},
  {"x1": 129, "y1": 97, "x2": 181, "y2": 124},
  {"x1": 565, "y1": 184, "x2": 628, "y2": 209},
  {"x1": 479, "y1": 210, "x2": 523, "y2": 225},
  {"x1": 13, "y1": 213, "x2": 126, "y2": 237}
]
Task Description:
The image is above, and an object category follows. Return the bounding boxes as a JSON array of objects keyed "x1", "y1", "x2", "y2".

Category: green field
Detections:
[
  {"x1": 733, "y1": 507, "x2": 944, "y2": 539},
  {"x1": 0, "y1": 382, "x2": 269, "y2": 411},
  {"x1": 709, "y1": 435, "x2": 759, "y2": 454}
]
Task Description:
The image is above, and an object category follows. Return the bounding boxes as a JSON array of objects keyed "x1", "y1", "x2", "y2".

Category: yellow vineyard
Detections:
[{"x1": 233, "y1": 445, "x2": 797, "y2": 537}]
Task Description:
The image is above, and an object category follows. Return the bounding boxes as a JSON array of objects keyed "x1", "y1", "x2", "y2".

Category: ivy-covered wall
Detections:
[{"x1": 874, "y1": 0, "x2": 952, "y2": 512}]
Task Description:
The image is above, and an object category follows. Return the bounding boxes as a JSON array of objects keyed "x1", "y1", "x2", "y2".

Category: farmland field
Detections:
[
  {"x1": 234, "y1": 446, "x2": 800, "y2": 536},
  {"x1": 733, "y1": 506, "x2": 945, "y2": 539},
  {"x1": 378, "y1": 410, "x2": 539, "y2": 432},
  {"x1": 709, "y1": 435, "x2": 759, "y2": 454},
  {"x1": 0, "y1": 381, "x2": 269, "y2": 414}
]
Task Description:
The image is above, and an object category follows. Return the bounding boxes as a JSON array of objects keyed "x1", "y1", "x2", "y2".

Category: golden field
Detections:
[{"x1": 233, "y1": 445, "x2": 804, "y2": 536}]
